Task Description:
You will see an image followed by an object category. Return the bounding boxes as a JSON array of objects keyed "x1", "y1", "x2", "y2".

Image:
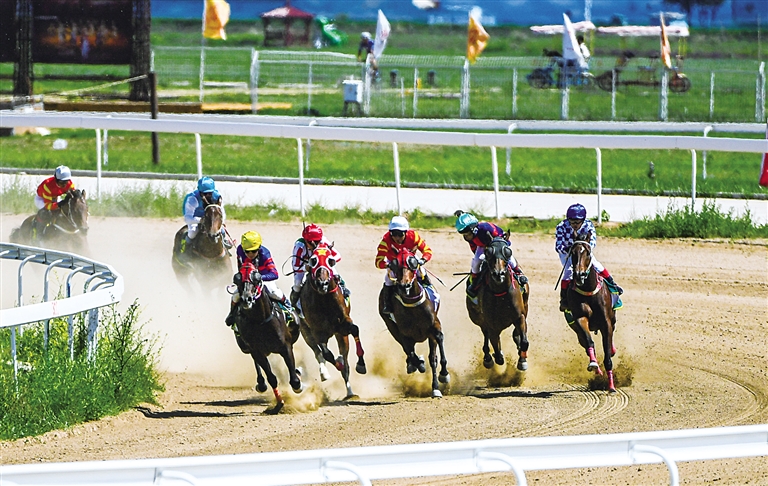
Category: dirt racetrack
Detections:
[{"x1": 1, "y1": 214, "x2": 767, "y2": 485}]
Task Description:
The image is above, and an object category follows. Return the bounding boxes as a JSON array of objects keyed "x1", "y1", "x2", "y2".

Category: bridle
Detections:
[
  {"x1": 53, "y1": 190, "x2": 88, "y2": 235},
  {"x1": 307, "y1": 245, "x2": 339, "y2": 295},
  {"x1": 202, "y1": 204, "x2": 223, "y2": 239},
  {"x1": 570, "y1": 240, "x2": 594, "y2": 287},
  {"x1": 392, "y1": 250, "x2": 426, "y2": 307}
]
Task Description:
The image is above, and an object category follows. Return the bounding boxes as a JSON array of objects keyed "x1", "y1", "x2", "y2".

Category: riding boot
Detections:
[
  {"x1": 381, "y1": 285, "x2": 395, "y2": 314},
  {"x1": 225, "y1": 299, "x2": 238, "y2": 327},
  {"x1": 289, "y1": 289, "x2": 301, "y2": 308},
  {"x1": 604, "y1": 275, "x2": 624, "y2": 295},
  {"x1": 512, "y1": 265, "x2": 529, "y2": 286},
  {"x1": 559, "y1": 286, "x2": 569, "y2": 312},
  {"x1": 466, "y1": 273, "x2": 481, "y2": 306},
  {"x1": 335, "y1": 275, "x2": 351, "y2": 298}
]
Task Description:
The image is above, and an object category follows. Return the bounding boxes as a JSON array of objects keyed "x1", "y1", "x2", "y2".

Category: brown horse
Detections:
[
  {"x1": 172, "y1": 204, "x2": 232, "y2": 288},
  {"x1": 232, "y1": 262, "x2": 304, "y2": 413},
  {"x1": 10, "y1": 189, "x2": 89, "y2": 253},
  {"x1": 298, "y1": 243, "x2": 367, "y2": 399},
  {"x1": 567, "y1": 232, "x2": 617, "y2": 393},
  {"x1": 379, "y1": 248, "x2": 449, "y2": 398},
  {"x1": 466, "y1": 237, "x2": 530, "y2": 372}
]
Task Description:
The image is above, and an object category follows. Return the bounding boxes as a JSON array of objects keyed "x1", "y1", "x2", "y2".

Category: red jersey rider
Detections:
[
  {"x1": 289, "y1": 224, "x2": 349, "y2": 308},
  {"x1": 375, "y1": 215, "x2": 433, "y2": 314},
  {"x1": 34, "y1": 165, "x2": 75, "y2": 235},
  {"x1": 454, "y1": 210, "x2": 528, "y2": 304}
]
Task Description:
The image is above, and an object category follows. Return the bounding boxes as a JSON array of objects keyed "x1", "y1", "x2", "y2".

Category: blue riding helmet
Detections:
[
  {"x1": 197, "y1": 176, "x2": 216, "y2": 193},
  {"x1": 566, "y1": 203, "x2": 587, "y2": 220},
  {"x1": 455, "y1": 212, "x2": 478, "y2": 233}
]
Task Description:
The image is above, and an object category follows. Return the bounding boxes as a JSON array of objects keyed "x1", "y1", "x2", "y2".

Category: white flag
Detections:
[
  {"x1": 562, "y1": 13, "x2": 587, "y2": 69},
  {"x1": 373, "y1": 10, "x2": 391, "y2": 60}
]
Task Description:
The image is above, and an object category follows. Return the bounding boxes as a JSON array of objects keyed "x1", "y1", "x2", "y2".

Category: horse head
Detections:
[
  {"x1": 389, "y1": 248, "x2": 421, "y2": 294},
  {"x1": 570, "y1": 232, "x2": 594, "y2": 287},
  {"x1": 202, "y1": 204, "x2": 223, "y2": 238},
  {"x1": 240, "y1": 263, "x2": 265, "y2": 310},
  {"x1": 484, "y1": 237, "x2": 513, "y2": 286},
  {"x1": 307, "y1": 243, "x2": 338, "y2": 294},
  {"x1": 59, "y1": 189, "x2": 89, "y2": 234}
]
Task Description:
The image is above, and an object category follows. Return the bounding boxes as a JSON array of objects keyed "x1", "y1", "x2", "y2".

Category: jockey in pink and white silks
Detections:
[
  {"x1": 556, "y1": 203, "x2": 623, "y2": 315},
  {"x1": 289, "y1": 224, "x2": 349, "y2": 307}
]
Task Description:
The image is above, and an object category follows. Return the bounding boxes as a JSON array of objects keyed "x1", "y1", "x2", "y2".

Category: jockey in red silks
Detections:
[
  {"x1": 375, "y1": 215, "x2": 434, "y2": 314},
  {"x1": 33, "y1": 165, "x2": 75, "y2": 234},
  {"x1": 454, "y1": 210, "x2": 528, "y2": 305},
  {"x1": 224, "y1": 230, "x2": 292, "y2": 327},
  {"x1": 289, "y1": 223, "x2": 349, "y2": 307}
]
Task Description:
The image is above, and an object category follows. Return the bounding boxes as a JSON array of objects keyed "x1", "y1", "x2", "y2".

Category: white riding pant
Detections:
[
  {"x1": 186, "y1": 221, "x2": 200, "y2": 239},
  {"x1": 559, "y1": 253, "x2": 605, "y2": 282},
  {"x1": 292, "y1": 271, "x2": 306, "y2": 293},
  {"x1": 34, "y1": 195, "x2": 47, "y2": 210},
  {"x1": 471, "y1": 246, "x2": 518, "y2": 274}
]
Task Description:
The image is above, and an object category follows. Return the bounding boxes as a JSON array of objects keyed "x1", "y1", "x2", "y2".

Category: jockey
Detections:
[
  {"x1": 454, "y1": 210, "x2": 528, "y2": 304},
  {"x1": 225, "y1": 230, "x2": 292, "y2": 327},
  {"x1": 181, "y1": 176, "x2": 231, "y2": 255},
  {"x1": 33, "y1": 165, "x2": 75, "y2": 235},
  {"x1": 556, "y1": 203, "x2": 624, "y2": 315},
  {"x1": 375, "y1": 215, "x2": 433, "y2": 314},
  {"x1": 289, "y1": 223, "x2": 349, "y2": 307}
]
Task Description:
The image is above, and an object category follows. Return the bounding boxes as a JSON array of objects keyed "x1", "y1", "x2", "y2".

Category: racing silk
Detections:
[
  {"x1": 292, "y1": 236, "x2": 339, "y2": 274},
  {"x1": 375, "y1": 229, "x2": 433, "y2": 269},
  {"x1": 555, "y1": 219, "x2": 597, "y2": 255},
  {"x1": 182, "y1": 189, "x2": 224, "y2": 225},
  {"x1": 36, "y1": 177, "x2": 75, "y2": 210},
  {"x1": 466, "y1": 222, "x2": 505, "y2": 253},
  {"x1": 236, "y1": 245, "x2": 278, "y2": 281},
  {"x1": 358, "y1": 38, "x2": 374, "y2": 58}
]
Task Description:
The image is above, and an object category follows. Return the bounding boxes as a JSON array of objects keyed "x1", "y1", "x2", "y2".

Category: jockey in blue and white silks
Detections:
[{"x1": 183, "y1": 176, "x2": 226, "y2": 240}]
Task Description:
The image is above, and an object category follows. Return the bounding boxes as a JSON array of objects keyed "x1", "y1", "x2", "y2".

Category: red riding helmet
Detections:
[{"x1": 302, "y1": 224, "x2": 323, "y2": 242}]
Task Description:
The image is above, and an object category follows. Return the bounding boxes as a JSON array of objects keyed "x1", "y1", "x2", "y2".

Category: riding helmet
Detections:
[
  {"x1": 197, "y1": 176, "x2": 216, "y2": 193},
  {"x1": 388, "y1": 215, "x2": 409, "y2": 232},
  {"x1": 302, "y1": 224, "x2": 323, "y2": 242},
  {"x1": 241, "y1": 231, "x2": 262, "y2": 252},
  {"x1": 54, "y1": 165, "x2": 72, "y2": 181},
  {"x1": 566, "y1": 203, "x2": 587, "y2": 221},
  {"x1": 455, "y1": 212, "x2": 478, "y2": 233},
  {"x1": 361, "y1": 32, "x2": 371, "y2": 40}
]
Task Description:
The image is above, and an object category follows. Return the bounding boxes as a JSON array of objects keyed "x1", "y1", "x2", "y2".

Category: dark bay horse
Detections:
[
  {"x1": 567, "y1": 232, "x2": 617, "y2": 393},
  {"x1": 233, "y1": 262, "x2": 304, "y2": 413},
  {"x1": 172, "y1": 204, "x2": 232, "y2": 288},
  {"x1": 11, "y1": 189, "x2": 89, "y2": 253},
  {"x1": 379, "y1": 248, "x2": 449, "y2": 398},
  {"x1": 466, "y1": 237, "x2": 530, "y2": 372},
  {"x1": 298, "y1": 243, "x2": 367, "y2": 399}
]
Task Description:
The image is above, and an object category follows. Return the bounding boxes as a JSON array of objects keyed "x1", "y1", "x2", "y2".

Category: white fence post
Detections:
[
  {"x1": 691, "y1": 149, "x2": 697, "y2": 207},
  {"x1": 611, "y1": 70, "x2": 617, "y2": 120},
  {"x1": 512, "y1": 68, "x2": 518, "y2": 118},
  {"x1": 505, "y1": 123, "x2": 517, "y2": 176},
  {"x1": 491, "y1": 146, "x2": 500, "y2": 219},
  {"x1": 305, "y1": 120, "x2": 317, "y2": 171},
  {"x1": 95, "y1": 129, "x2": 102, "y2": 201},
  {"x1": 596, "y1": 147, "x2": 602, "y2": 224},
  {"x1": 709, "y1": 72, "x2": 715, "y2": 119},
  {"x1": 297, "y1": 138, "x2": 305, "y2": 218},
  {"x1": 393, "y1": 142, "x2": 402, "y2": 215},
  {"x1": 659, "y1": 70, "x2": 669, "y2": 121},
  {"x1": 307, "y1": 61, "x2": 313, "y2": 116},
  {"x1": 460, "y1": 60, "x2": 469, "y2": 119},
  {"x1": 250, "y1": 49, "x2": 259, "y2": 114},
  {"x1": 195, "y1": 133, "x2": 203, "y2": 179},
  {"x1": 702, "y1": 125, "x2": 713, "y2": 179},
  {"x1": 199, "y1": 46, "x2": 206, "y2": 103},
  {"x1": 757, "y1": 62, "x2": 766, "y2": 122},
  {"x1": 400, "y1": 77, "x2": 405, "y2": 117},
  {"x1": 413, "y1": 68, "x2": 419, "y2": 118},
  {"x1": 560, "y1": 86, "x2": 569, "y2": 120}
]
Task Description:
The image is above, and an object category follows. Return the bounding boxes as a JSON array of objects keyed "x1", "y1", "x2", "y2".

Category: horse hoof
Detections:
[
  {"x1": 355, "y1": 363, "x2": 367, "y2": 375},
  {"x1": 608, "y1": 387, "x2": 617, "y2": 394},
  {"x1": 292, "y1": 382, "x2": 304, "y2": 394},
  {"x1": 266, "y1": 401, "x2": 285, "y2": 415},
  {"x1": 431, "y1": 389, "x2": 443, "y2": 398},
  {"x1": 318, "y1": 363, "x2": 330, "y2": 381},
  {"x1": 494, "y1": 353, "x2": 505, "y2": 366},
  {"x1": 483, "y1": 356, "x2": 494, "y2": 369},
  {"x1": 587, "y1": 361, "x2": 599, "y2": 372},
  {"x1": 406, "y1": 363, "x2": 417, "y2": 374},
  {"x1": 255, "y1": 382, "x2": 268, "y2": 393},
  {"x1": 517, "y1": 359, "x2": 528, "y2": 371},
  {"x1": 438, "y1": 372, "x2": 450, "y2": 384},
  {"x1": 417, "y1": 360, "x2": 426, "y2": 374}
]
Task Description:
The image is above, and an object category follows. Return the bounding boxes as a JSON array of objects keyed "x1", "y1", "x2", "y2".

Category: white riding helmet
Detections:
[
  {"x1": 388, "y1": 215, "x2": 409, "y2": 232},
  {"x1": 54, "y1": 165, "x2": 72, "y2": 181},
  {"x1": 361, "y1": 31, "x2": 372, "y2": 40}
]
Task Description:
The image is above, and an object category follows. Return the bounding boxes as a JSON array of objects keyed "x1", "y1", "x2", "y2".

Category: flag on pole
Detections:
[
  {"x1": 562, "y1": 13, "x2": 587, "y2": 70},
  {"x1": 203, "y1": 0, "x2": 230, "y2": 40},
  {"x1": 373, "y1": 10, "x2": 391, "y2": 60},
  {"x1": 466, "y1": 9, "x2": 489, "y2": 64},
  {"x1": 660, "y1": 13, "x2": 672, "y2": 69},
  {"x1": 760, "y1": 121, "x2": 768, "y2": 187}
]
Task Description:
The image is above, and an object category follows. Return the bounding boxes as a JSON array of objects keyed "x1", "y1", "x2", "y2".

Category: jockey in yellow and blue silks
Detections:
[
  {"x1": 181, "y1": 176, "x2": 231, "y2": 254},
  {"x1": 455, "y1": 210, "x2": 528, "y2": 304},
  {"x1": 555, "y1": 203, "x2": 623, "y2": 314}
]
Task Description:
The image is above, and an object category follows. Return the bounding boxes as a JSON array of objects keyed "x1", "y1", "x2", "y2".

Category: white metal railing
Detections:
[
  {"x1": 0, "y1": 243, "x2": 124, "y2": 380},
  {"x1": 1, "y1": 424, "x2": 766, "y2": 486}
]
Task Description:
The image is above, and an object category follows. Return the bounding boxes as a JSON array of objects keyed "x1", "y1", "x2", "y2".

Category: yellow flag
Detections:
[
  {"x1": 659, "y1": 13, "x2": 672, "y2": 69},
  {"x1": 203, "y1": 0, "x2": 230, "y2": 40},
  {"x1": 467, "y1": 13, "x2": 489, "y2": 64}
]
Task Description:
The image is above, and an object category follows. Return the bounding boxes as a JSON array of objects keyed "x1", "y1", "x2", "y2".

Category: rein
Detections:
[
  {"x1": 53, "y1": 196, "x2": 84, "y2": 234},
  {"x1": 395, "y1": 286, "x2": 426, "y2": 307}
]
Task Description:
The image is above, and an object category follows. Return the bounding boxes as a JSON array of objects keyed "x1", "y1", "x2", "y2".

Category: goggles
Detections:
[{"x1": 390, "y1": 230, "x2": 406, "y2": 238}]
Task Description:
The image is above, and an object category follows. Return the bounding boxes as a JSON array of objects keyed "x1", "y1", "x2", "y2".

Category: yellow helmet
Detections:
[{"x1": 241, "y1": 231, "x2": 262, "y2": 251}]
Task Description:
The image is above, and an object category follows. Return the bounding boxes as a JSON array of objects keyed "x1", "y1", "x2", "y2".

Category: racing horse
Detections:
[
  {"x1": 466, "y1": 236, "x2": 530, "y2": 372},
  {"x1": 10, "y1": 189, "x2": 89, "y2": 253},
  {"x1": 171, "y1": 204, "x2": 232, "y2": 288},
  {"x1": 298, "y1": 243, "x2": 367, "y2": 399},
  {"x1": 380, "y1": 248, "x2": 449, "y2": 398},
  {"x1": 567, "y1": 232, "x2": 617, "y2": 392},
  {"x1": 232, "y1": 262, "x2": 304, "y2": 413}
]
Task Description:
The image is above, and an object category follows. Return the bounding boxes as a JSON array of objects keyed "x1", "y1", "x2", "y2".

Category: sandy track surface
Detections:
[{"x1": 1, "y1": 214, "x2": 767, "y2": 485}]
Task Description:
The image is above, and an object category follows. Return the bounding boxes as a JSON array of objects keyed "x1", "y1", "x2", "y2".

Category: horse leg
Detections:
[
  {"x1": 602, "y1": 327, "x2": 616, "y2": 393},
  {"x1": 253, "y1": 361, "x2": 268, "y2": 393},
  {"x1": 428, "y1": 339, "x2": 442, "y2": 398},
  {"x1": 481, "y1": 330, "x2": 494, "y2": 369},
  {"x1": 514, "y1": 315, "x2": 530, "y2": 371},
  {"x1": 252, "y1": 352, "x2": 283, "y2": 413},
  {"x1": 490, "y1": 331, "x2": 504, "y2": 367},
  {"x1": 334, "y1": 334, "x2": 355, "y2": 398},
  {"x1": 343, "y1": 321, "x2": 367, "y2": 375},
  {"x1": 278, "y1": 344, "x2": 304, "y2": 394},
  {"x1": 300, "y1": 323, "x2": 330, "y2": 381},
  {"x1": 432, "y1": 323, "x2": 450, "y2": 385},
  {"x1": 575, "y1": 317, "x2": 600, "y2": 375}
]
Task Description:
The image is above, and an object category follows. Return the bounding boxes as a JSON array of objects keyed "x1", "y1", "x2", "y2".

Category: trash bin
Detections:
[
  {"x1": 427, "y1": 70, "x2": 436, "y2": 87},
  {"x1": 390, "y1": 70, "x2": 399, "y2": 88},
  {"x1": 342, "y1": 80, "x2": 363, "y2": 103}
]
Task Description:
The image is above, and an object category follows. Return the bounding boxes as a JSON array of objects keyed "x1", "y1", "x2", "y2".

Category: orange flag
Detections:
[
  {"x1": 760, "y1": 121, "x2": 768, "y2": 187},
  {"x1": 659, "y1": 13, "x2": 672, "y2": 69},
  {"x1": 467, "y1": 12, "x2": 489, "y2": 64},
  {"x1": 203, "y1": 0, "x2": 230, "y2": 40}
]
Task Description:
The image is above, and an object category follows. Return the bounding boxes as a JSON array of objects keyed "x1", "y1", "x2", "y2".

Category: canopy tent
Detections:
[{"x1": 260, "y1": 3, "x2": 314, "y2": 46}]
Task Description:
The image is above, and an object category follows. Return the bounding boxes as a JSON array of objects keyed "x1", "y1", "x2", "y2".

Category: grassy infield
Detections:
[{"x1": 1, "y1": 21, "x2": 766, "y2": 441}]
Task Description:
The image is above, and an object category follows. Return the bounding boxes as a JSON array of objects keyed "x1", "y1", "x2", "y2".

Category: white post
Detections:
[
  {"x1": 298, "y1": 138, "x2": 305, "y2": 218},
  {"x1": 596, "y1": 148, "x2": 602, "y2": 224},
  {"x1": 659, "y1": 70, "x2": 669, "y2": 121},
  {"x1": 400, "y1": 77, "x2": 406, "y2": 117},
  {"x1": 195, "y1": 133, "x2": 203, "y2": 179},
  {"x1": 691, "y1": 149, "x2": 697, "y2": 208},
  {"x1": 460, "y1": 60, "x2": 469, "y2": 119},
  {"x1": 709, "y1": 72, "x2": 715, "y2": 119},
  {"x1": 199, "y1": 46, "x2": 206, "y2": 103},
  {"x1": 412, "y1": 68, "x2": 419, "y2": 118},
  {"x1": 364, "y1": 58, "x2": 372, "y2": 116},
  {"x1": 611, "y1": 70, "x2": 616, "y2": 120},
  {"x1": 757, "y1": 62, "x2": 766, "y2": 122},
  {"x1": 250, "y1": 49, "x2": 259, "y2": 114},
  {"x1": 505, "y1": 123, "x2": 517, "y2": 176},
  {"x1": 512, "y1": 68, "x2": 518, "y2": 117},
  {"x1": 307, "y1": 61, "x2": 313, "y2": 116},
  {"x1": 702, "y1": 125, "x2": 713, "y2": 179},
  {"x1": 95, "y1": 129, "x2": 102, "y2": 201},
  {"x1": 102, "y1": 128, "x2": 108, "y2": 167},
  {"x1": 305, "y1": 119, "x2": 317, "y2": 171},
  {"x1": 561, "y1": 86, "x2": 569, "y2": 120},
  {"x1": 393, "y1": 142, "x2": 402, "y2": 215},
  {"x1": 584, "y1": 0, "x2": 592, "y2": 21},
  {"x1": 491, "y1": 146, "x2": 500, "y2": 219}
]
